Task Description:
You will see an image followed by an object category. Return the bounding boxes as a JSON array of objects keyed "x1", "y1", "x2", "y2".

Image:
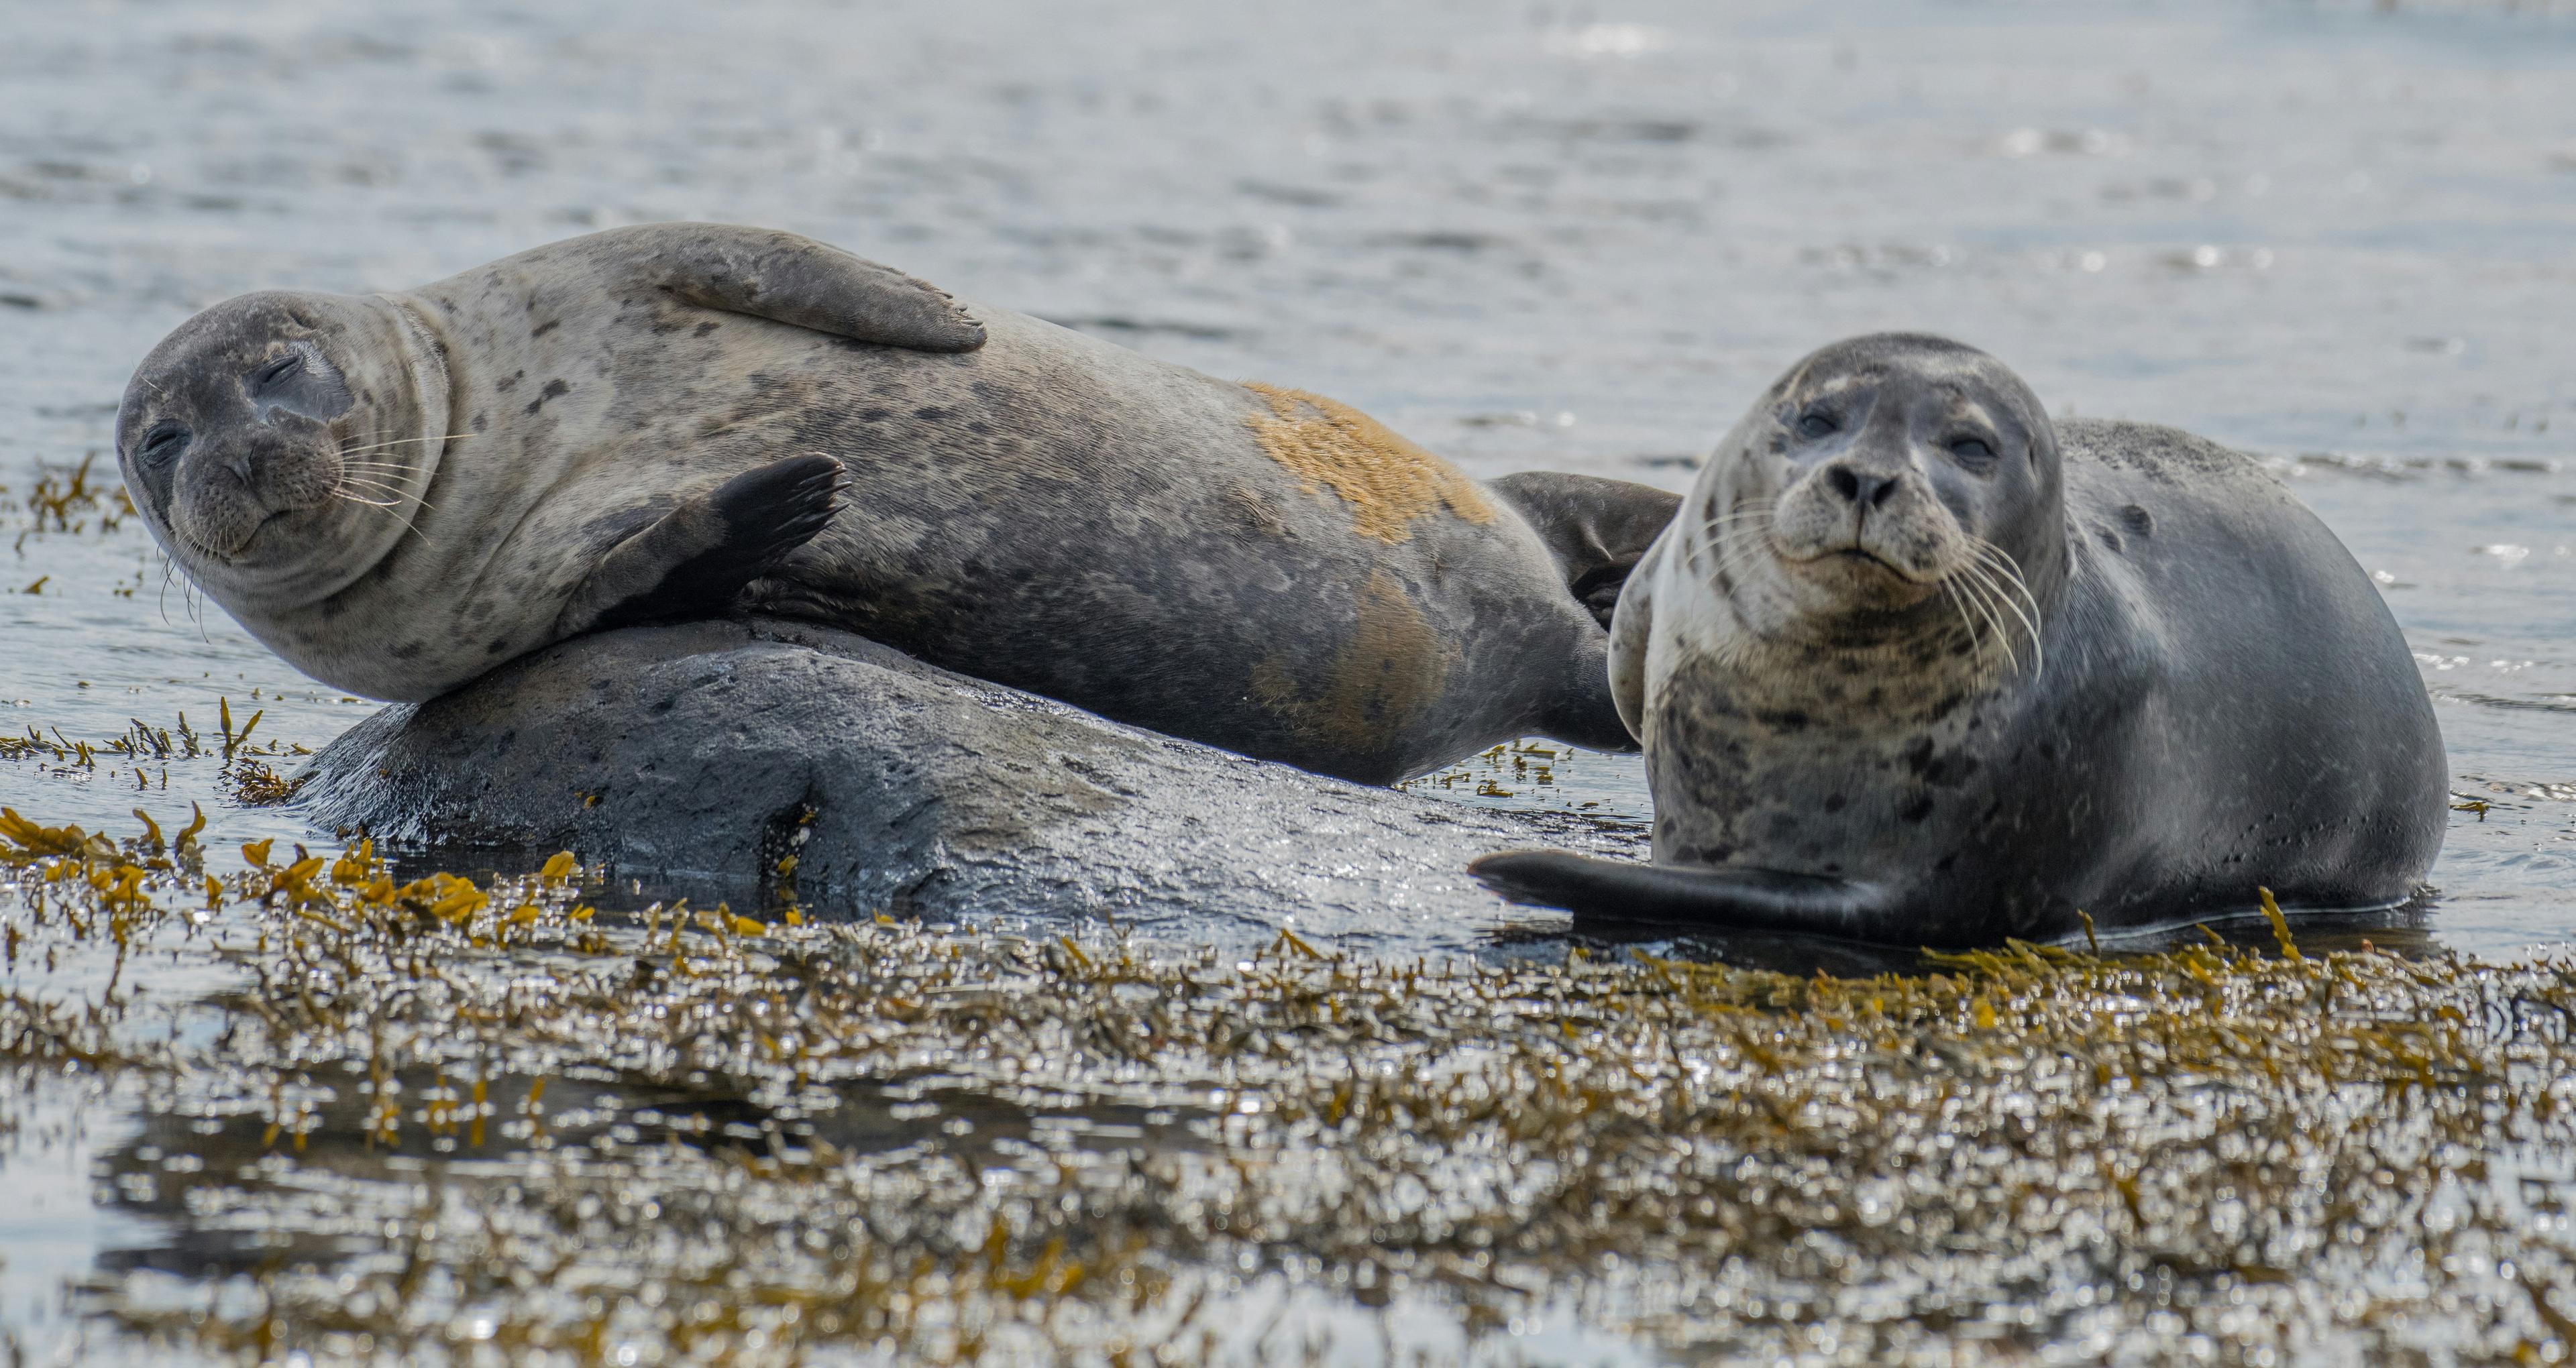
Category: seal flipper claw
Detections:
[
  {"x1": 1486, "y1": 473, "x2": 1682, "y2": 627},
  {"x1": 1471, "y1": 849, "x2": 1896, "y2": 943},
  {"x1": 557, "y1": 454, "x2": 844, "y2": 637},
  {"x1": 584, "y1": 222, "x2": 986, "y2": 353}
]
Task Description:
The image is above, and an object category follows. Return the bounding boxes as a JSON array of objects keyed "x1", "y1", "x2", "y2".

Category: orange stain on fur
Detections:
[
  {"x1": 1252, "y1": 568, "x2": 1452, "y2": 752},
  {"x1": 1242, "y1": 383, "x2": 1494, "y2": 543}
]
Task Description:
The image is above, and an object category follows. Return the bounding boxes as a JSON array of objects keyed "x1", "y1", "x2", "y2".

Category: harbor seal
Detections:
[
  {"x1": 113, "y1": 223, "x2": 1680, "y2": 784},
  {"x1": 1472, "y1": 333, "x2": 2447, "y2": 945}
]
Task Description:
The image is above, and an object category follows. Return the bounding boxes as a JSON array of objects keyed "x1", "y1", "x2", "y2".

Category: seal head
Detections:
[
  {"x1": 1742, "y1": 333, "x2": 2059, "y2": 620},
  {"x1": 1608, "y1": 333, "x2": 2062, "y2": 743},
  {"x1": 116, "y1": 290, "x2": 447, "y2": 614}
]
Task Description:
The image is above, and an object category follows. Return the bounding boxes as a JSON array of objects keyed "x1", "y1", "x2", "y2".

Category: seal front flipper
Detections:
[
  {"x1": 556, "y1": 455, "x2": 845, "y2": 637},
  {"x1": 580, "y1": 222, "x2": 986, "y2": 353},
  {"x1": 1486, "y1": 473, "x2": 1682, "y2": 626},
  {"x1": 1470, "y1": 849, "x2": 1898, "y2": 944}
]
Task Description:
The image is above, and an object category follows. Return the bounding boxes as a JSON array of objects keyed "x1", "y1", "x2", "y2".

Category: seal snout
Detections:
[
  {"x1": 1770, "y1": 455, "x2": 1959, "y2": 588},
  {"x1": 170, "y1": 426, "x2": 342, "y2": 559}
]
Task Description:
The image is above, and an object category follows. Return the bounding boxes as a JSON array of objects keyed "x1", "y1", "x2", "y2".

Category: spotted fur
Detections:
[
  {"x1": 1478, "y1": 333, "x2": 2448, "y2": 943},
  {"x1": 115, "y1": 223, "x2": 1684, "y2": 784}
]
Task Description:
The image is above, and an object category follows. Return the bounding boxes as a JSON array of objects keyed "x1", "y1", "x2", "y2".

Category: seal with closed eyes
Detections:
[
  {"x1": 113, "y1": 223, "x2": 1681, "y2": 785},
  {"x1": 1472, "y1": 333, "x2": 2447, "y2": 945}
]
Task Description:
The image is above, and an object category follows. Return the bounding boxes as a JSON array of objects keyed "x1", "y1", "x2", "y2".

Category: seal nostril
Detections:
[{"x1": 1826, "y1": 466, "x2": 1898, "y2": 508}]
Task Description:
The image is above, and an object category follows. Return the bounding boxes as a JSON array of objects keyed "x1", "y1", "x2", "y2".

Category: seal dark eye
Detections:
[
  {"x1": 1796, "y1": 411, "x2": 1838, "y2": 439},
  {"x1": 1949, "y1": 437, "x2": 1998, "y2": 467},
  {"x1": 137, "y1": 422, "x2": 189, "y2": 467},
  {"x1": 253, "y1": 352, "x2": 305, "y2": 388}
]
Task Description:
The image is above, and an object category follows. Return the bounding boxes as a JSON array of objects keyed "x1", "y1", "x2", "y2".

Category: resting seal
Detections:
[
  {"x1": 113, "y1": 223, "x2": 1679, "y2": 784},
  {"x1": 1474, "y1": 333, "x2": 2447, "y2": 944}
]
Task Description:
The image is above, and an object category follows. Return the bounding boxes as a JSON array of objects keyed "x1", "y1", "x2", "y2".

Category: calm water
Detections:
[{"x1": 2, "y1": 0, "x2": 2574, "y2": 1355}]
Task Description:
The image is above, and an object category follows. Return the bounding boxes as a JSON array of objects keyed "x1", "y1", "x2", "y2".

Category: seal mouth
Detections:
[
  {"x1": 1779, "y1": 541, "x2": 1934, "y2": 585},
  {"x1": 176, "y1": 503, "x2": 300, "y2": 565}
]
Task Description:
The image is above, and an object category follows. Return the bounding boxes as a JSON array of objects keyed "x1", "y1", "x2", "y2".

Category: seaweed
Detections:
[{"x1": 7, "y1": 809, "x2": 2576, "y2": 1363}]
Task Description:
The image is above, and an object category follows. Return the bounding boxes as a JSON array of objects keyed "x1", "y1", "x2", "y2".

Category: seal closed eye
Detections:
[
  {"x1": 1472, "y1": 333, "x2": 2448, "y2": 946},
  {"x1": 115, "y1": 222, "x2": 1682, "y2": 784}
]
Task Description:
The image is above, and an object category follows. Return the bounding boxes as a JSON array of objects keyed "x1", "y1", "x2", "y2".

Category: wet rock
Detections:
[{"x1": 298, "y1": 618, "x2": 1643, "y2": 949}]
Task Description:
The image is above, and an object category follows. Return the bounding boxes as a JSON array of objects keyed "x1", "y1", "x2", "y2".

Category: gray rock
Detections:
[{"x1": 297, "y1": 618, "x2": 1645, "y2": 954}]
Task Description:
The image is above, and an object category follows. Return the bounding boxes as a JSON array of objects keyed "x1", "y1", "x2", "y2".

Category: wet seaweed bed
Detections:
[{"x1": 9, "y1": 811, "x2": 2576, "y2": 1365}]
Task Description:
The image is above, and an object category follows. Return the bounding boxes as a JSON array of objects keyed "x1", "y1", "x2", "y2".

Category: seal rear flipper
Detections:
[
  {"x1": 556, "y1": 454, "x2": 845, "y2": 637},
  {"x1": 1471, "y1": 849, "x2": 1898, "y2": 943},
  {"x1": 584, "y1": 222, "x2": 986, "y2": 353},
  {"x1": 1486, "y1": 473, "x2": 1682, "y2": 627}
]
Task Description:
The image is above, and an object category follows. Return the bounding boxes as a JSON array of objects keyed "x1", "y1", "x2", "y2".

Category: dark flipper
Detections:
[
  {"x1": 578, "y1": 222, "x2": 986, "y2": 353},
  {"x1": 556, "y1": 455, "x2": 845, "y2": 637},
  {"x1": 1486, "y1": 473, "x2": 1682, "y2": 626},
  {"x1": 1471, "y1": 849, "x2": 1898, "y2": 942}
]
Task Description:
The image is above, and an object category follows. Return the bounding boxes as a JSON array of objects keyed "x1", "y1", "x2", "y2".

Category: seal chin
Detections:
[{"x1": 172, "y1": 502, "x2": 282, "y2": 565}]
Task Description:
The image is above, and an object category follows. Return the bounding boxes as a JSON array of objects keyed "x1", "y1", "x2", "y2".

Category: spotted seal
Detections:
[
  {"x1": 113, "y1": 223, "x2": 1680, "y2": 784},
  {"x1": 1473, "y1": 333, "x2": 2447, "y2": 944}
]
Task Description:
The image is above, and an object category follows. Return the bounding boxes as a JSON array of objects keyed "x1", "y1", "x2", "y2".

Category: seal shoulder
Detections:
[{"x1": 2059, "y1": 418, "x2": 2315, "y2": 559}]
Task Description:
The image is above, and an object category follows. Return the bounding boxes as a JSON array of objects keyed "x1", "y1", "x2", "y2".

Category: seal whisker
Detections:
[
  {"x1": 333, "y1": 469, "x2": 433, "y2": 506},
  {"x1": 1966, "y1": 562, "x2": 2039, "y2": 678},
  {"x1": 1949, "y1": 562, "x2": 2021, "y2": 674},
  {"x1": 338, "y1": 431, "x2": 486, "y2": 455},
  {"x1": 1694, "y1": 508, "x2": 1775, "y2": 535},
  {"x1": 1691, "y1": 507, "x2": 1772, "y2": 581},
  {"x1": 335, "y1": 463, "x2": 420, "y2": 481},
  {"x1": 333, "y1": 426, "x2": 431, "y2": 451},
  {"x1": 335, "y1": 477, "x2": 435, "y2": 512},
  {"x1": 1967, "y1": 538, "x2": 2046, "y2": 677},
  {"x1": 331, "y1": 490, "x2": 429, "y2": 543},
  {"x1": 1935, "y1": 579, "x2": 1987, "y2": 663}
]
